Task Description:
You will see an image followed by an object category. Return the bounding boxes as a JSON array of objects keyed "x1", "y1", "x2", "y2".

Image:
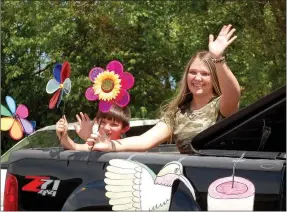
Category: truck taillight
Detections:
[{"x1": 4, "y1": 173, "x2": 18, "y2": 211}]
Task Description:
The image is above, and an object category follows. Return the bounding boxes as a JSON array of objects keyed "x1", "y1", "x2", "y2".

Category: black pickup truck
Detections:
[{"x1": 3, "y1": 85, "x2": 286, "y2": 211}]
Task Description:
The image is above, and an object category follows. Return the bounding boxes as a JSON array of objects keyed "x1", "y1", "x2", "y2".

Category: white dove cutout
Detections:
[{"x1": 104, "y1": 159, "x2": 196, "y2": 211}]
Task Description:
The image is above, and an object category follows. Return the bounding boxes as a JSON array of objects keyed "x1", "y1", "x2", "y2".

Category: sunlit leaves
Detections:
[{"x1": 1, "y1": 0, "x2": 285, "y2": 151}]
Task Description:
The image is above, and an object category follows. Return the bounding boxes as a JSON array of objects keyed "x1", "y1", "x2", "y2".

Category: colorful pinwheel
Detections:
[
  {"x1": 85, "y1": 60, "x2": 135, "y2": 112},
  {"x1": 46, "y1": 61, "x2": 72, "y2": 109},
  {"x1": 1, "y1": 96, "x2": 34, "y2": 140}
]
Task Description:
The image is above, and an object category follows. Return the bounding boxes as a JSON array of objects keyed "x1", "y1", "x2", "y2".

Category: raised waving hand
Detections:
[
  {"x1": 208, "y1": 24, "x2": 237, "y2": 58},
  {"x1": 74, "y1": 112, "x2": 96, "y2": 141}
]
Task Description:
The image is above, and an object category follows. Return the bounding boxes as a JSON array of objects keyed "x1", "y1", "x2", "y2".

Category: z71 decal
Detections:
[{"x1": 22, "y1": 176, "x2": 60, "y2": 197}]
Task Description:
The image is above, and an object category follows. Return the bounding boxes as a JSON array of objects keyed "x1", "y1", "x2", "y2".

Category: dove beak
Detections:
[{"x1": 178, "y1": 175, "x2": 196, "y2": 200}]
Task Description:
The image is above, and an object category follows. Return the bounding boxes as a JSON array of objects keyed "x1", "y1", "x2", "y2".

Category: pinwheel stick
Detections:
[
  {"x1": 56, "y1": 115, "x2": 67, "y2": 147},
  {"x1": 55, "y1": 96, "x2": 69, "y2": 148},
  {"x1": 62, "y1": 99, "x2": 66, "y2": 115}
]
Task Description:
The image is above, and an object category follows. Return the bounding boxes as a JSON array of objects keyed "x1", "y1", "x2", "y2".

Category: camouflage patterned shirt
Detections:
[{"x1": 161, "y1": 96, "x2": 221, "y2": 154}]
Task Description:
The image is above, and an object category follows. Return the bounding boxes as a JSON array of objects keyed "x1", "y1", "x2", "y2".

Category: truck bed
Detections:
[{"x1": 8, "y1": 148, "x2": 286, "y2": 211}]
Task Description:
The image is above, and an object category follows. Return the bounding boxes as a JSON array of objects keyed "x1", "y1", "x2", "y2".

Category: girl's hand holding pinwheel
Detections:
[{"x1": 55, "y1": 115, "x2": 68, "y2": 139}]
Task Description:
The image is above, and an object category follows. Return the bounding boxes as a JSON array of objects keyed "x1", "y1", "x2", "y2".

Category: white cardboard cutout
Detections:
[
  {"x1": 208, "y1": 176, "x2": 255, "y2": 211},
  {"x1": 207, "y1": 154, "x2": 255, "y2": 211},
  {"x1": 104, "y1": 159, "x2": 196, "y2": 211}
]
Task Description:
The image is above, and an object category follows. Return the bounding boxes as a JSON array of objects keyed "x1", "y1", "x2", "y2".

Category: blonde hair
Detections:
[
  {"x1": 160, "y1": 50, "x2": 222, "y2": 134},
  {"x1": 96, "y1": 104, "x2": 131, "y2": 128}
]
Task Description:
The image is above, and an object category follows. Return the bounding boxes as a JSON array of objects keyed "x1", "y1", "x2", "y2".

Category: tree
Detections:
[{"x1": 1, "y1": 0, "x2": 285, "y2": 152}]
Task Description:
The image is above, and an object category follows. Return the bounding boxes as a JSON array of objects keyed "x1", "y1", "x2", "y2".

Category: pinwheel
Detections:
[
  {"x1": 1, "y1": 96, "x2": 34, "y2": 140},
  {"x1": 46, "y1": 61, "x2": 72, "y2": 109},
  {"x1": 85, "y1": 60, "x2": 135, "y2": 112}
]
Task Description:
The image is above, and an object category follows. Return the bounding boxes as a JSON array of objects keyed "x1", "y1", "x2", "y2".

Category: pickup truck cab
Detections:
[{"x1": 3, "y1": 85, "x2": 286, "y2": 211}]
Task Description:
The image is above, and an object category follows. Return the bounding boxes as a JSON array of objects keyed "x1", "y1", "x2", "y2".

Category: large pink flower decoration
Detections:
[{"x1": 85, "y1": 60, "x2": 135, "y2": 112}]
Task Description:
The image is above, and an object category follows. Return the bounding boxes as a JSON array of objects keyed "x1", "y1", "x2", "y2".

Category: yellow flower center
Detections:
[
  {"x1": 59, "y1": 84, "x2": 64, "y2": 89},
  {"x1": 101, "y1": 78, "x2": 114, "y2": 93},
  {"x1": 93, "y1": 70, "x2": 122, "y2": 101}
]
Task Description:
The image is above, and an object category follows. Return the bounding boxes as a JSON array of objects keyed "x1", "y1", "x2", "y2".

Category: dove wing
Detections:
[{"x1": 105, "y1": 159, "x2": 157, "y2": 211}]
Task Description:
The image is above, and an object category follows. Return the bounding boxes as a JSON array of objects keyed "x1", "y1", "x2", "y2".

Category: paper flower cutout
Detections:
[
  {"x1": 46, "y1": 61, "x2": 72, "y2": 109},
  {"x1": 85, "y1": 60, "x2": 135, "y2": 112},
  {"x1": 1, "y1": 96, "x2": 35, "y2": 140}
]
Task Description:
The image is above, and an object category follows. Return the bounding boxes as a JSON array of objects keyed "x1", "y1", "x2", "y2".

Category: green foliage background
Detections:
[{"x1": 1, "y1": 0, "x2": 285, "y2": 152}]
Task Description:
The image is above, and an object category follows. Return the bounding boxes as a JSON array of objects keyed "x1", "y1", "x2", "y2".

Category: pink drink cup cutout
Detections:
[{"x1": 208, "y1": 176, "x2": 255, "y2": 199}]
